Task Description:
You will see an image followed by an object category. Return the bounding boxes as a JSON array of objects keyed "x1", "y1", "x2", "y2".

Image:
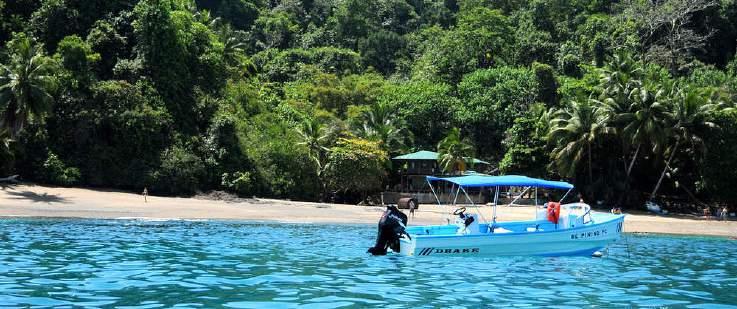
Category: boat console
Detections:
[
  {"x1": 559, "y1": 203, "x2": 592, "y2": 228},
  {"x1": 454, "y1": 207, "x2": 482, "y2": 235}
]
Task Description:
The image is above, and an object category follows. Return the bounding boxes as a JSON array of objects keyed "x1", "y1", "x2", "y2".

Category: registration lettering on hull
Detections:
[{"x1": 570, "y1": 229, "x2": 608, "y2": 240}]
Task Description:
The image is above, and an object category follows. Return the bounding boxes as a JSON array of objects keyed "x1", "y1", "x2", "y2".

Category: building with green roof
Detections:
[
  {"x1": 390, "y1": 150, "x2": 491, "y2": 192},
  {"x1": 382, "y1": 150, "x2": 493, "y2": 205},
  {"x1": 392, "y1": 150, "x2": 490, "y2": 165}
]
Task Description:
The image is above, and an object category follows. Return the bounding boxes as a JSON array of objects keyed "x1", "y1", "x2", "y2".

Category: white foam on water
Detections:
[{"x1": 114, "y1": 217, "x2": 209, "y2": 222}]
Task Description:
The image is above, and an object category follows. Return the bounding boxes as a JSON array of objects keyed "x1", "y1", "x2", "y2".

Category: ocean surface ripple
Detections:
[{"x1": 0, "y1": 219, "x2": 736, "y2": 308}]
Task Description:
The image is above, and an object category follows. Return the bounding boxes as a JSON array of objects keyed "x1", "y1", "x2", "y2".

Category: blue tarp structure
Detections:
[{"x1": 426, "y1": 175, "x2": 573, "y2": 190}]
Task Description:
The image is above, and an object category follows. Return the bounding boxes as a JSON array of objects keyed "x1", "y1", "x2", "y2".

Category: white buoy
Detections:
[{"x1": 592, "y1": 251, "x2": 604, "y2": 258}]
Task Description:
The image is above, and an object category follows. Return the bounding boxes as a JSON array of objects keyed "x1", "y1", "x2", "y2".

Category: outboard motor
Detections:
[{"x1": 367, "y1": 205, "x2": 409, "y2": 255}]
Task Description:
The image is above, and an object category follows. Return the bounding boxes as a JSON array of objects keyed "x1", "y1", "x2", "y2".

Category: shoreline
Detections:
[{"x1": 1, "y1": 184, "x2": 736, "y2": 238}]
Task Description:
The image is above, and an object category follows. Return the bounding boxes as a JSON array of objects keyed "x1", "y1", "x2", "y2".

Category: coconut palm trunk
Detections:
[
  {"x1": 587, "y1": 142, "x2": 593, "y2": 184},
  {"x1": 650, "y1": 137, "x2": 680, "y2": 200},
  {"x1": 615, "y1": 143, "x2": 641, "y2": 207},
  {"x1": 626, "y1": 143, "x2": 641, "y2": 177}
]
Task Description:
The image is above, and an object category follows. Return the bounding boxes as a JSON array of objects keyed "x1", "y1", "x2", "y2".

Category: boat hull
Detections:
[{"x1": 399, "y1": 213, "x2": 624, "y2": 257}]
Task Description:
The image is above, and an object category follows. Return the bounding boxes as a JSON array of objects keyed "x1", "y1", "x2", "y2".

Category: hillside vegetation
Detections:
[{"x1": 1, "y1": 0, "x2": 736, "y2": 209}]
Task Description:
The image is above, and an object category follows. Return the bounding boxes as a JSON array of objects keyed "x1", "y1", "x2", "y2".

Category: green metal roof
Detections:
[
  {"x1": 392, "y1": 150, "x2": 490, "y2": 165},
  {"x1": 392, "y1": 150, "x2": 440, "y2": 160}
]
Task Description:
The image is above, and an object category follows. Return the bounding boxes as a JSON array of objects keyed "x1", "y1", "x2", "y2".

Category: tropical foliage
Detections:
[
  {"x1": 549, "y1": 100, "x2": 610, "y2": 185},
  {"x1": 0, "y1": 33, "x2": 56, "y2": 137},
  {"x1": 437, "y1": 128, "x2": 475, "y2": 174},
  {"x1": 0, "y1": 0, "x2": 736, "y2": 209},
  {"x1": 324, "y1": 138, "x2": 388, "y2": 199}
]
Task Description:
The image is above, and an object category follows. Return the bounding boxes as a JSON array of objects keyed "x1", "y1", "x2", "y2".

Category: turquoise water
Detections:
[{"x1": 1, "y1": 219, "x2": 736, "y2": 308}]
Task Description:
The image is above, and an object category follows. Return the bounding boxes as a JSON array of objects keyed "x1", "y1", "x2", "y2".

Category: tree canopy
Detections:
[{"x1": 1, "y1": 0, "x2": 737, "y2": 209}]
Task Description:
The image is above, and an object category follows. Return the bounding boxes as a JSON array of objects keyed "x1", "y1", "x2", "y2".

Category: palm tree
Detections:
[
  {"x1": 597, "y1": 53, "x2": 657, "y2": 178},
  {"x1": 607, "y1": 86, "x2": 671, "y2": 177},
  {"x1": 0, "y1": 34, "x2": 57, "y2": 138},
  {"x1": 219, "y1": 25, "x2": 248, "y2": 68},
  {"x1": 207, "y1": 18, "x2": 252, "y2": 76},
  {"x1": 0, "y1": 128, "x2": 12, "y2": 173},
  {"x1": 649, "y1": 85, "x2": 728, "y2": 199},
  {"x1": 548, "y1": 99, "x2": 611, "y2": 184},
  {"x1": 355, "y1": 102, "x2": 412, "y2": 155},
  {"x1": 296, "y1": 117, "x2": 335, "y2": 201},
  {"x1": 297, "y1": 117, "x2": 333, "y2": 168},
  {"x1": 437, "y1": 128, "x2": 475, "y2": 174},
  {"x1": 598, "y1": 52, "x2": 642, "y2": 100},
  {"x1": 0, "y1": 128, "x2": 10, "y2": 155}
]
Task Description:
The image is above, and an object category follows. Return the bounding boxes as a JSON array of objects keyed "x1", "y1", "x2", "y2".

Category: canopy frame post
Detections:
[
  {"x1": 559, "y1": 188, "x2": 573, "y2": 203},
  {"x1": 461, "y1": 186, "x2": 487, "y2": 223},
  {"x1": 448, "y1": 183, "x2": 455, "y2": 204},
  {"x1": 452, "y1": 185, "x2": 461, "y2": 206},
  {"x1": 427, "y1": 179, "x2": 442, "y2": 206},
  {"x1": 509, "y1": 186, "x2": 532, "y2": 207},
  {"x1": 493, "y1": 186, "x2": 499, "y2": 223},
  {"x1": 535, "y1": 187, "x2": 539, "y2": 221}
]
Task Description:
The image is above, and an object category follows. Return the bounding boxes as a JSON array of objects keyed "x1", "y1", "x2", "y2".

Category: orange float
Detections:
[{"x1": 547, "y1": 202, "x2": 561, "y2": 224}]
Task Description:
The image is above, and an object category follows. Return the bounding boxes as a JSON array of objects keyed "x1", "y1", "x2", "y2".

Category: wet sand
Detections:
[{"x1": 1, "y1": 184, "x2": 735, "y2": 238}]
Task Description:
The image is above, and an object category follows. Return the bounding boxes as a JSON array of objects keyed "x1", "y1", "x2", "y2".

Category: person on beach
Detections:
[
  {"x1": 409, "y1": 200, "x2": 416, "y2": 219},
  {"x1": 721, "y1": 206, "x2": 729, "y2": 221},
  {"x1": 143, "y1": 187, "x2": 148, "y2": 203}
]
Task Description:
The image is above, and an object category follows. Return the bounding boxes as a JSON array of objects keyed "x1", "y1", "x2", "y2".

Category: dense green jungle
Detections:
[{"x1": 1, "y1": 0, "x2": 737, "y2": 212}]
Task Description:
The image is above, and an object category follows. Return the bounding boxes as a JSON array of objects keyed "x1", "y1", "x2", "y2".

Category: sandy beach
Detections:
[{"x1": 1, "y1": 184, "x2": 735, "y2": 238}]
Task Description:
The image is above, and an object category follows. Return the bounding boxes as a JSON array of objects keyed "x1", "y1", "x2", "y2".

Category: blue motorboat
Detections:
[{"x1": 368, "y1": 175, "x2": 625, "y2": 257}]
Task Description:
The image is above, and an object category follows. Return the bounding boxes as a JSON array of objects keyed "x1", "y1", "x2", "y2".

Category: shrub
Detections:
[
  {"x1": 221, "y1": 171, "x2": 254, "y2": 196},
  {"x1": 42, "y1": 151, "x2": 80, "y2": 186},
  {"x1": 325, "y1": 138, "x2": 388, "y2": 197},
  {"x1": 149, "y1": 144, "x2": 205, "y2": 195}
]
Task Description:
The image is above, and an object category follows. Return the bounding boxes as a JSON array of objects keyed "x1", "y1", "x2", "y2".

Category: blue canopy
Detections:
[{"x1": 426, "y1": 175, "x2": 573, "y2": 190}]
